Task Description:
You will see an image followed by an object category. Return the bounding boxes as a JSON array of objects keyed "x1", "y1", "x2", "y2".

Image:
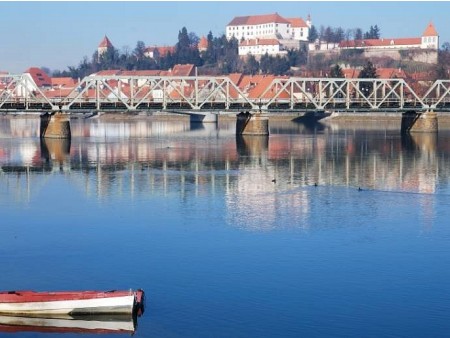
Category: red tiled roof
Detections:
[
  {"x1": 93, "y1": 70, "x2": 121, "y2": 76},
  {"x1": 99, "y1": 35, "x2": 113, "y2": 48},
  {"x1": 422, "y1": 22, "x2": 438, "y2": 37},
  {"x1": 44, "y1": 88, "x2": 74, "y2": 98},
  {"x1": 51, "y1": 77, "x2": 77, "y2": 88},
  {"x1": 339, "y1": 37, "x2": 421, "y2": 48},
  {"x1": 25, "y1": 67, "x2": 52, "y2": 87},
  {"x1": 240, "y1": 38, "x2": 280, "y2": 46},
  {"x1": 228, "y1": 73, "x2": 243, "y2": 85},
  {"x1": 158, "y1": 46, "x2": 175, "y2": 57},
  {"x1": 286, "y1": 18, "x2": 308, "y2": 28},
  {"x1": 120, "y1": 70, "x2": 162, "y2": 76},
  {"x1": 342, "y1": 69, "x2": 361, "y2": 79},
  {"x1": 376, "y1": 68, "x2": 407, "y2": 79},
  {"x1": 228, "y1": 13, "x2": 290, "y2": 26},
  {"x1": 171, "y1": 64, "x2": 195, "y2": 76},
  {"x1": 409, "y1": 71, "x2": 434, "y2": 81},
  {"x1": 144, "y1": 46, "x2": 176, "y2": 57}
]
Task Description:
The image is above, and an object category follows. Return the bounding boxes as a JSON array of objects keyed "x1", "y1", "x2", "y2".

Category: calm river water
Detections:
[{"x1": 1, "y1": 116, "x2": 450, "y2": 337}]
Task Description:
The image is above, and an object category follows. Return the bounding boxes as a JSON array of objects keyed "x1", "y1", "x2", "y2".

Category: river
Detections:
[{"x1": 1, "y1": 116, "x2": 450, "y2": 337}]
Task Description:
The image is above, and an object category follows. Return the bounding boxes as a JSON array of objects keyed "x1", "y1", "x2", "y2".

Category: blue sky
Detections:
[{"x1": 1, "y1": 1, "x2": 449, "y2": 73}]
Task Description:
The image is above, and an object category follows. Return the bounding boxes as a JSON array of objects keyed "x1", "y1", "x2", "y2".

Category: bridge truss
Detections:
[
  {"x1": 1, "y1": 74, "x2": 450, "y2": 113},
  {"x1": 0, "y1": 74, "x2": 56, "y2": 111}
]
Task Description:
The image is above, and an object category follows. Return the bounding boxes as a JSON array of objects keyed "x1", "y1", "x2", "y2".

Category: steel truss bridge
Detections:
[{"x1": 1, "y1": 74, "x2": 450, "y2": 113}]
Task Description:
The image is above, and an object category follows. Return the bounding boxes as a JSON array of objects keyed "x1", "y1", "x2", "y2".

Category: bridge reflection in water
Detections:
[{"x1": 0, "y1": 117, "x2": 445, "y2": 230}]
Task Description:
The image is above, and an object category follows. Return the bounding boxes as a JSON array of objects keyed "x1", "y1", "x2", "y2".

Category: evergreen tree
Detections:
[
  {"x1": 330, "y1": 64, "x2": 344, "y2": 78},
  {"x1": 359, "y1": 61, "x2": 377, "y2": 78},
  {"x1": 308, "y1": 25, "x2": 318, "y2": 42},
  {"x1": 334, "y1": 27, "x2": 345, "y2": 43},
  {"x1": 359, "y1": 61, "x2": 378, "y2": 94},
  {"x1": 364, "y1": 25, "x2": 381, "y2": 39},
  {"x1": 133, "y1": 41, "x2": 147, "y2": 60},
  {"x1": 204, "y1": 31, "x2": 215, "y2": 65},
  {"x1": 354, "y1": 28, "x2": 363, "y2": 40},
  {"x1": 260, "y1": 53, "x2": 271, "y2": 74},
  {"x1": 244, "y1": 55, "x2": 259, "y2": 75}
]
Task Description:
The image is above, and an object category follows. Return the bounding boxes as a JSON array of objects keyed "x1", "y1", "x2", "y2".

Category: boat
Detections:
[
  {"x1": 0, "y1": 290, "x2": 144, "y2": 317},
  {"x1": 0, "y1": 314, "x2": 136, "y2": 334}
]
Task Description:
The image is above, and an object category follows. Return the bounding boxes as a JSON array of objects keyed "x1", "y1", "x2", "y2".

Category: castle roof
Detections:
[
  {"x1": 286, "y1": 18, "x2": 308, "y2": 28},
  {"x1": 339, "y1": 37, "x2": 421, "y2": 48},
  {"x1": 228, "y1": 13, "x2": 290, "y2": 26},
  {"x1": 422, "y1": 22, "x2": 438, "y2": 37},
  {"x1": 98, "y1": 35, "x2": 113, "y2": 48}
]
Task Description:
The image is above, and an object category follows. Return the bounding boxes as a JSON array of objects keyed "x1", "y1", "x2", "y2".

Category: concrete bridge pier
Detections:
[
  {"x1": 40, "y1": 112, "x2": 71, "y2": 139},
  {"x1": 236, "y1": 111, "x2": 269, "y2": 136},
  {"x1": 401, "y1": 110, "x2": 438, "y2": 134}
]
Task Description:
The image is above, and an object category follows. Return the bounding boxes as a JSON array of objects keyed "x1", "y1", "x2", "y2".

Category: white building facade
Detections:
[{"x1": 238, "y1": 39, "x2": 286, "y2": 57}]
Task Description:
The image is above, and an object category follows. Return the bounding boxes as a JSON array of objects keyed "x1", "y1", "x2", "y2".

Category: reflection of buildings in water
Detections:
[
  {"x1": 72, "y1": 120, "x2": 191, "y2": 138},
  {"x1": 11, "y1": 141, "x2": 38, "y2": 166},
  {"x1": 398, "y1": 133, "x2": 437, "y2": 194},
  {"x1": 227, "y1": 135, "x2": 311, "y2": 231},
  {"x1": 225, "y1": 178, "x2": 312, "y2": 231},
  {"x1": 0, "y1": 117, "x2": 448, "y2": 217},
  {"x1": 5, "y1": 117, "x2": 40, "y2": 138}
]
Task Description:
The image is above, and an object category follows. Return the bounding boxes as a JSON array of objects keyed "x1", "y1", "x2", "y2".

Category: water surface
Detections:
[{"x1": 1, "y1": 116, "x2": 450, "y2": 337}]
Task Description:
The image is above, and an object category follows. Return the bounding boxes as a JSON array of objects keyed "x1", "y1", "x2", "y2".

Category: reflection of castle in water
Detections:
[{"x1": 1, "y1": 118, "x2": 448, "y2": 229}]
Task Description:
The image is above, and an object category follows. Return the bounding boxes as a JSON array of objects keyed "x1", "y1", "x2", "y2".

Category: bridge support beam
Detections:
[
  {"x1": 40, "y1": 112, "x2": 71, "y2": 139},
  {"x1": 401, "y1": 110, "x2": 438, "y2": 134},
  {"x1": 236, "y1": 111, "x2": 269, "y2": 136}
]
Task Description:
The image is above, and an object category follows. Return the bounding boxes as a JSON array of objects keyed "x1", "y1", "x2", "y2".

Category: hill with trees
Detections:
[{"x1": 49, "y1": 24, "x2": 450, "y2": 81}]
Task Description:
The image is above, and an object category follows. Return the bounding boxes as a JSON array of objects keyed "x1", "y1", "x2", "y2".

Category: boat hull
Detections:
[{"x1": 0, "y1": 290, "x2": 144, "y2": 317}]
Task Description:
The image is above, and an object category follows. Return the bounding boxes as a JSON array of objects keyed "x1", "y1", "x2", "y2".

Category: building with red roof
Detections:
[
  {"x1": 227, "y1": 13, "x2": 311, "y2": 58},
  {"x1": 170, "y1": 64, "x2": 195, "y2": 76},
  {"x1": 51, "y1": 77, "x2": 78, "y2": 89},
  {"x1": 338, "y1": 22, "x2": 438, "y2": 51},
  {"x1": 226, "y1": 12, "x2": 311, "y2": 43},
  {"x1": 144, "y1": 46, "x2": 176, "y2": 59},
  {"x1": 25, "y1": 67, "x2": 52, "y2": 88},
  {"x1": 239, "y1": 38, "x2": 285, "y2": 57}
]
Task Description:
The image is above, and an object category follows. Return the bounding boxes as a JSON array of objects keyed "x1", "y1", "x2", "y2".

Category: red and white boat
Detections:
[{"x1": 0, "y1": 290, "x2": 144, "y2": 317}]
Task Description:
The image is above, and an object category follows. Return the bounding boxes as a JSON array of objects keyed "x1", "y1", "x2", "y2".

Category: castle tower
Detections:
[
  {"x1": 421, "y1": 22, "x2": 439, "y2": 50},
  {"x1": 306, "y1": 14, "x2": 312, "y2": 29},
  {"x1": 98, "y1": 35, "x2": 113, "y2": 60},
  {"x1": 198, "y1": 36, "x2": 208, "y2": 52}
]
